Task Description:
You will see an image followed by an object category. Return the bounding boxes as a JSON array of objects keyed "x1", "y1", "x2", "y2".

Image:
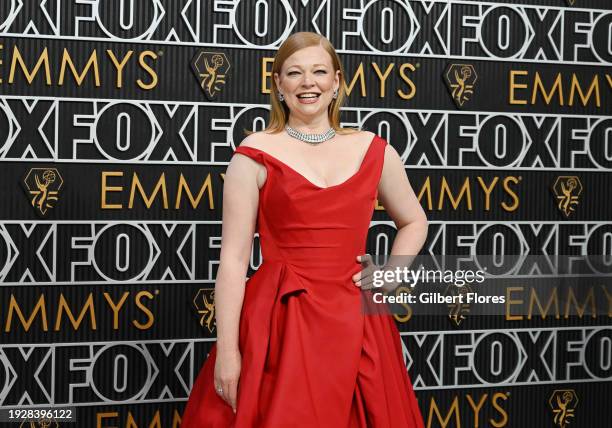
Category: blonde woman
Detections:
[{"x1": 182, "y1": 32, "x2": 427, "y2": 427}]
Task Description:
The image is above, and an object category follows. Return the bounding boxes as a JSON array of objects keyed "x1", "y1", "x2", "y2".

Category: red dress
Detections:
[{"x1": 181, "y1": 134, "x2": 424, "y2": 427}]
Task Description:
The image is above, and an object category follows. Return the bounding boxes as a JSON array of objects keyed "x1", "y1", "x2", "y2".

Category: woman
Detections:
[{"x1": 182, "y1": 31, "x2": 428, "y2": 427}]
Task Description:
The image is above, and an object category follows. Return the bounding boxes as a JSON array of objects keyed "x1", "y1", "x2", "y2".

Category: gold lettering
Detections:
[
  {"x1": 55, "y1": 293, "x2": 97, "y2": 330},
  {"x1": 417, "y1": 177, "x2": 433, "y2": 210},
  {"x1": 509, "y1": 70, "x2": 528, "y2": 105},
  {"x1": 262, "y1": 57, "x2": 274, "y2": 93},
  {"x1": 372, "y1": 63, "x2": 394, "y2": 98},
  {"x1": 175, "y1": 173, "x2": 215, "y2": 209},
  {"x1": 172, "y1": 410, "x2": 182, "y2": 428},
  {"x1": 59, "y1": 48, "x2": 100, "y2": 86},
  {"x1": 103, "y1": 292, "x2": 130, "y2": 330},
  {"x1": 428, "y1": 396, "x2": 460, "y2": 428},
  {"x1": 600, "y1": 285, "x2": 612, "y2": 317},
  {"x1": 134, "y1": 291, "x2": 155, "y2": 329},
  {"x1": 569, "y1": 74, "x2": 600, "y2": 107},
  {"x1": 5, "y1": 294, "x2": 48, "y2": 332},
  {"x1": 343, "y1": 63, "x2": 366, "y2": 97},
  {"x1": 9, "y1": 46, "x2": 51, "y2": 85},
  {"x1": 106, "y1": 50, "x2": 134, "y2": 88},
  {"x1": 137, "y1": 50, "x2": 158, "y2": 90},
  {"x1": 101, "y1": 171, "x2": 124, "y2": 209},
  {"x1": 506, "y1": 287, "x2": 523, "y2": 320},
  {"x1": 476, "y1": 177, "x2": 498, "y2": 211},
  {"x1": 438, "y1": 177, "x2": 472, "y2": 210},
  {"x1": 528, "y1": 287, "x2": 559, "y2": 319},
  {"x1": 128, "y1": 172, "x2": 169, "y2": 209},
  {"x1": 398, "y1": 63, "x2": 416, "y2": 100},
  {"x1": 490, "y1": 392, "x2": 509, "y2": 427},
  {"x1": 466, "y1": 394, "x2": 488, "y2": 428},
  {"x1": 126, "y1": 411, "x2": 162, "y2": 427},
  {"x1": 531, "y1": 72, "x2": 564, "y2": 105},
  {"x1": 565, "y1": 287, "x2": 597, "y2": 318},
  {"x1": 374, "y1": 198, "x2": 385, "y2": 211},
  {"x1": 96, "y1": 412, "x2": 119, "y2": 428},
  {"x1": 392, "y1": 287, "x2": 413, "y2": 323},
  {"x1": 501, "y1": 176, "x2": 520, "y2": 212}
]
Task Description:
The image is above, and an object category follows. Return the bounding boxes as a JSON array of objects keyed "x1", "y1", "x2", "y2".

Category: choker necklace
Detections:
[{"x1": 285, "y1": 124, "x2": 336, "y2": 145}]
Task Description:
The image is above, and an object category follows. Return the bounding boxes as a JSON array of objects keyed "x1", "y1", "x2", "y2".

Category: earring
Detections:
[
  {"x1": 278, "y1": 92, "x2": 285, "y2": 102},
  {"x1": 332, "y1": 88, "x2": 338, "y2": 99}
]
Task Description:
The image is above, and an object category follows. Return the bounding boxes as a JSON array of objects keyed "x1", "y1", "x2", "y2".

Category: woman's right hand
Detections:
[{"x1": 214, "y1": 348, "x2": 241, "y2": 413}]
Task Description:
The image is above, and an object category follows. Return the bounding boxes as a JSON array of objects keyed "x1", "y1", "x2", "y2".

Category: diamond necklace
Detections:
[{"x1": 285, "y1": 124, "x2": 336, "y2": 145}]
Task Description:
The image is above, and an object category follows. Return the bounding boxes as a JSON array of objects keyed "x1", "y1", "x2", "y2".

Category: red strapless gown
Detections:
[{"x1": 181, "y1": 135, "x2": 424, "y2": 427}]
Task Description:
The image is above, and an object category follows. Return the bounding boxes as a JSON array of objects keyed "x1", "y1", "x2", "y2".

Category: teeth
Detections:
[{"x1": 298, "y1": 94, "x2": 319, "y2": 98}]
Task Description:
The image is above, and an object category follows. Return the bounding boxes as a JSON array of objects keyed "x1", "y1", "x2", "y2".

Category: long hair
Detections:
[{"x1": 244, "y1": 32, "x2": 358, "y2": 136}]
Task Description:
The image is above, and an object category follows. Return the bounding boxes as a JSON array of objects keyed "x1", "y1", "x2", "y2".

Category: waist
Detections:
[{"x1": 261, "y1": 255, "x2": 363, "y2": 282}]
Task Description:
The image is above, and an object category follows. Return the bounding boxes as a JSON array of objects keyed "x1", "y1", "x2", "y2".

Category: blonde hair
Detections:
[{"x1": 244, "y1": 31, "x2": 359, "y2": 136}]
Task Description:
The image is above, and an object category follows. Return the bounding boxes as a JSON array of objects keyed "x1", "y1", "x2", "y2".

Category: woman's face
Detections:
[{"x1": 274, "y1": 45, "x2": 340, "y2": 120}]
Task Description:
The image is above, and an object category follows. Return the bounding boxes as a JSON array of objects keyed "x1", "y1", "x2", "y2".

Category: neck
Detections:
[{"x1": 287, "y1": 116, "x2": 332, "y2": 134}]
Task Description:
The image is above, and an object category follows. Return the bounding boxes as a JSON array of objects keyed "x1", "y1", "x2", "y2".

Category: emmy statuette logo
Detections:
[
  {"x1": 19, "y1": 420, "x2": 59, "y2": 428},
  {"x1": 191, "y1": 51, "x2": 231, "y2": 100},
  {"x1": 194, "y1": 288, "x2": 216, "y2": 333},
  {"x1": 566, "y1": 0, "x2": 576, "y2": 6},
  {"x1": 445, "y1": 283, "x2": 473, "y2": 326},
  {"x1": 444, "y1": 64, "x2": 478, "y2": 108},
  {"x1": 549, "y1": 389, "x2": 578, "y2": 427},
  {"x1": 22, "y1": 168, "x2": 64, "y2": 217},
  {"x1": 552, "y1": 176, "x2": 582, "y2": 217}
]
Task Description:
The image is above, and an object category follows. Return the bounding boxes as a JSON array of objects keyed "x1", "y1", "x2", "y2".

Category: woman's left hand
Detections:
[
  {"x1": 352, "y1": 254, "x2": 380, "y2": 290},
  {"x1": 353, "y1": 254, "x2": 400, "y2": 292}
]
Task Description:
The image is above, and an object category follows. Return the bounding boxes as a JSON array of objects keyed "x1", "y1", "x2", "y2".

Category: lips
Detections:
[{"x1": 297, "y1": 93, "x2": 320, "y2": 99}]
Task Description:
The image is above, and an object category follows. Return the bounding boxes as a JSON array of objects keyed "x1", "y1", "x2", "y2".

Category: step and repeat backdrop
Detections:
[{"x1": 0, "y1": 0, "x2": 611, "y2": 427}]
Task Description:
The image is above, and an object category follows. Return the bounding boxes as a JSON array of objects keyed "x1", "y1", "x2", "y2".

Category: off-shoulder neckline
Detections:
[{"x1": 235, "y1": 134, "x2": 378, "y2": 190}]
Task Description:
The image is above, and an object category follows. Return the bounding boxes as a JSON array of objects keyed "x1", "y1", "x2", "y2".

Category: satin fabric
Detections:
[{"x1": 181, "y1": 135, "x2": 424, "y2": 427}]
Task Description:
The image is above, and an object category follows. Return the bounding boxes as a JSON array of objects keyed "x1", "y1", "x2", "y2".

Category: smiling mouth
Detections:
[{"x1": 297, "y1": 94, "x2": 321, "y2": 99}]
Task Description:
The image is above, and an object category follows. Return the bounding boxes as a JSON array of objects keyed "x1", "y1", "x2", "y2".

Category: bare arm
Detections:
[
  {"x1": 215, "y1": 151, "x2": 260, "y2": 352},
  {"x1": 377, "y1": 143, "x2": 428, "y2": 255},
  {"x1": 213, "y1": 141, "x2": 264, "y2": 411},
  {"x1": 353, "y1": 143, "x2": 428, "y2": 289}
]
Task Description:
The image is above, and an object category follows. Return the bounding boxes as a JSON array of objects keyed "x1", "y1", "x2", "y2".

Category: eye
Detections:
[
  {"x1": 288, "y1": 71, "x2": 300, "y2": 76},
  {"x1": 315, "y1": 70, "x2": 327, "y2": 74}
]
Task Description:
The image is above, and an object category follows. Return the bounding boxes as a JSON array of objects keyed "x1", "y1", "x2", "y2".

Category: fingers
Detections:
[
  {"x1": 354, "y1": 254, "x2": 376, "y2": 289},
  {"x1": 227, "y1": 380, "x2": 238, "y2": 413},
  {"x1": 213, "y1": 351, "x2": 241, "y2": 414},
  {"x1": 358, "y1": 275, "x2": 376, "y2": 290},
  {"x1": 356, "y1": 254, "x2": 373, "y2": 265},
  {"x1": 214, "y1": 378, "x2": 238, "y2": 413},
  {"x1": 214, "y1": 379, "x2": 224, "y2": 398}
]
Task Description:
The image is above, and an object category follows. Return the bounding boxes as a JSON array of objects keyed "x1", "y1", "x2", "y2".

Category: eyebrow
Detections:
[{"x1": 286, "y1": 64, "x2": 329, "y2": 69}]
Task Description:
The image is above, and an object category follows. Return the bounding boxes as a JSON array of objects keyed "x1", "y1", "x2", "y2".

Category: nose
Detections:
[{"x1": 301, "y1": 72, "x2": 315, "y2": 86}]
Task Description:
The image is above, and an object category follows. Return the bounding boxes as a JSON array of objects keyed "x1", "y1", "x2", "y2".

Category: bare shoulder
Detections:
[
  {"x1": 362, "y1": 130, "x2": 377, "y2": 140},
  {"x1": 362, "y1": 130, "x2": 377, "y2": 147},
  {"x1": 347, "y1": 129, "x2": 376, "y2": 142},
  {"x1": 231, "y1": 132, "x2": 269, "y2": 188},
  {"x1": 379, "y1": 141, "x2": 405, "y2": 189},
  {"x1": 339, "y1": 129, "x2": 377, "y2": 150},
  {"x1": 383, "y1": 140, "x2": 401, "y2": 163},
  {"x1": 238, "y1": 131, "x2": 276, "y2": 150}
]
